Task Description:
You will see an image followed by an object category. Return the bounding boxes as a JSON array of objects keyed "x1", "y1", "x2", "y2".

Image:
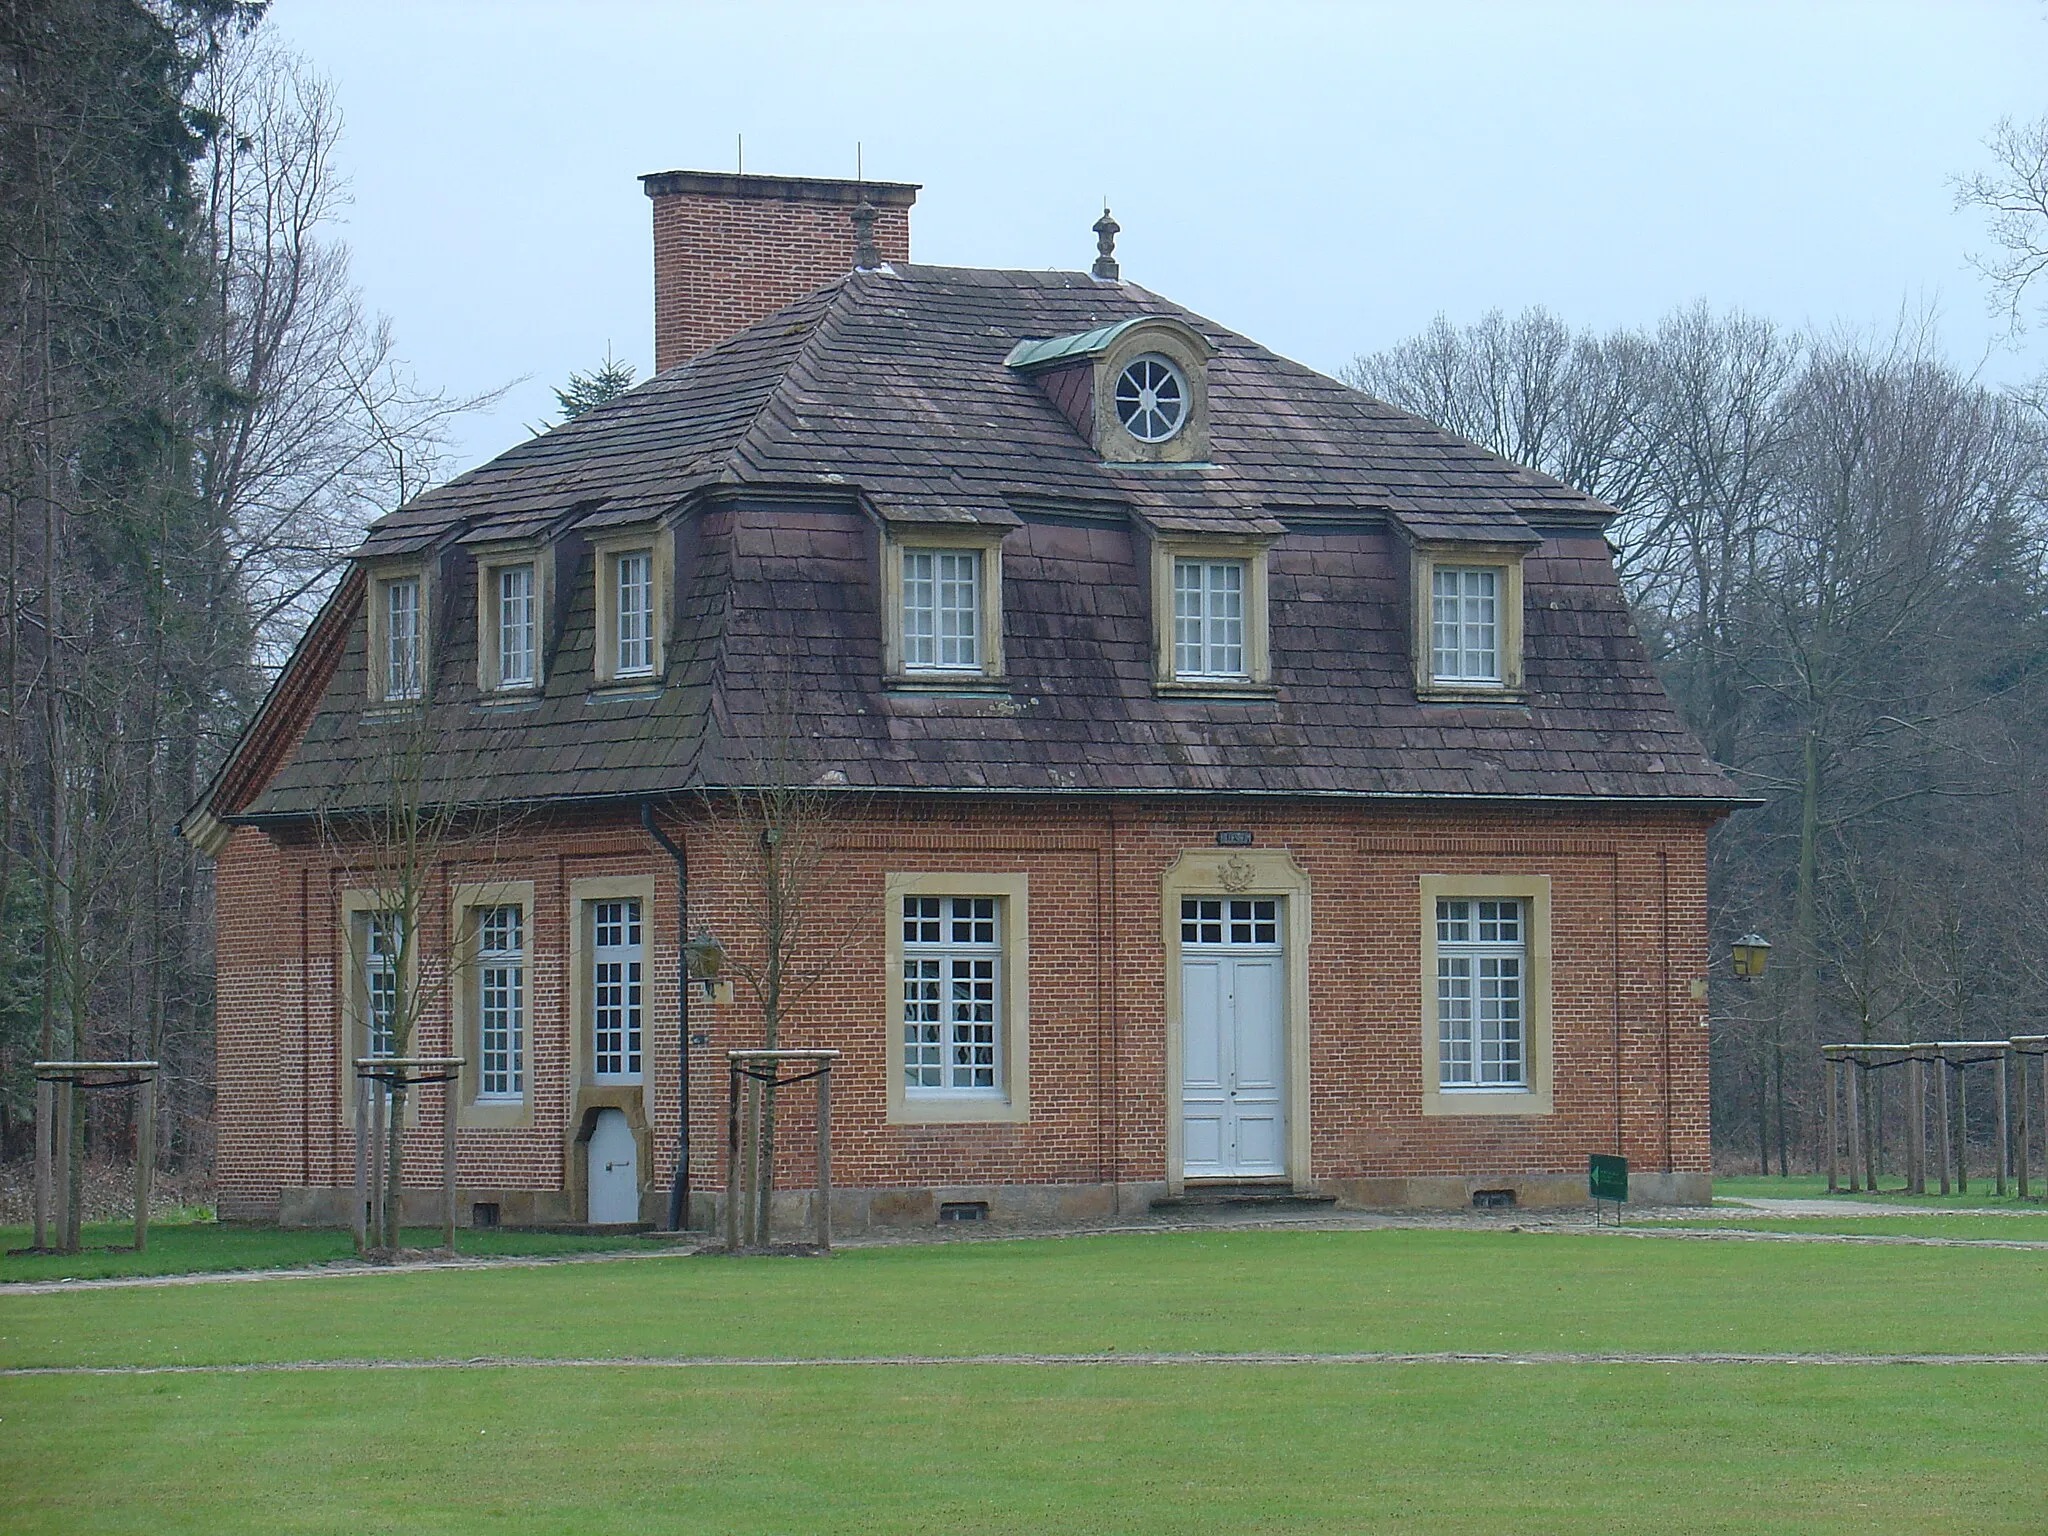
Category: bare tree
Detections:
[{"x1": 1957, "y1": 114, "x2": 2048, "y2": 333}]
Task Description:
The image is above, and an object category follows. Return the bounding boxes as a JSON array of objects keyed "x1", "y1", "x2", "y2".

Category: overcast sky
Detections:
[{"x1": 271, "y1": 0, "x2": 2048, "y2": 475}]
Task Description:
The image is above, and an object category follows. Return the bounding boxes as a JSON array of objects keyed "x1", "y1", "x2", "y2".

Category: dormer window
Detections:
[
  {"x1": 366, "y1": 570, "x2": 425, "y2": 705},
  {"x1": 1411, "y1": 544, "x2": 1527, "y2": 701},
  {"x1": 1150, "y1": 537, "x2": 1273, "y2": 695},
  {"x1": 592, "y1": 532, "x2": 668, "y2": 687},
  {"x1": 903, "y1": 548, "x2": 981, "y2": 672},
  {"x1": 883, "y1": 527, "x2": 1007, "y2": 686},
  {"x1": 1115, "y1": 355, "x2": 1187, "y2": 443},
  {"x1": 475, "y1": 549, "x2": 552, "y2": 694}
]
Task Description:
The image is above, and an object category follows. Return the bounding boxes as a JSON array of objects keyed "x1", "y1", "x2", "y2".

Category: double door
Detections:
[{"x1": 1181, "y1": 937, "x2": 1286, "y2": 1180}]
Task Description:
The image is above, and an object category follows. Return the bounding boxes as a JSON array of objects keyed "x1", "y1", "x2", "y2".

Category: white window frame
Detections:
[
  {"x1": 884, "y1": 872, "x2": 1030, "y2": 1123},
  {"x1": 1412, "y1": 547, "x2": 1526, "y2": 701},
  {"x1": 615, "y1": 549, "x2": 653, "y2": 677},
  {"x1": 368, "y1": 570, "x2": 426, "y2": 704},
  {"x1": 1432, "y1": 566, "x2": 1499, "y2": 684},
  {"x1": 1173, "y1": 557, "x2": 1248, "y2": 681},
  {"x1": 901, "y1": 895, "x2": 1004, "y2": 1098},
  {"x1": 476, "y1": 904, "x2": 526, "y2": 1102},
  {"x1": 450, "y1": 880, "x2": 537, "y2": 1128},
  {"x1": 590, "y1": 897, "x2": 644, "y2": 1083},
  {"x1": 497, "y1": 563, "x2": 537, "y2": 688},
  {"x1": 1419, "y1": 874, "x2": 1552, "y2": 1116},
  {"x1": 1150, "y1": 537, "x2": 1272, "y2": 693},
  {"x1": 1435, "y1": 897, "x2": 1525, "y2": 1089},
  {"x1": 363, "y1": 909, "x2": 404, "y2": 1062},
  {"x1": 901, "y1": 548, "x2": 983, "y2": 673},
  {"x1": 881, "y1": 528, "x2": 1006, "y2": 684}
]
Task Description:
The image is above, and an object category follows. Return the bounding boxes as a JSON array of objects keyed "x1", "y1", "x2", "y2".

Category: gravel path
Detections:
[
  {"x1": 9, "y1": 1349, "x2": 2048, "y2": 1378},
  {"x1": 7, "y1": 1205, "x2": 2046, "y2": 1297}
]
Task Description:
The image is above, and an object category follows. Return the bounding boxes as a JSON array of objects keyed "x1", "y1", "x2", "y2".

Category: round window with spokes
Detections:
[{"x1": 1113, "y1": 354, "x2": 1188, "y2": 443}]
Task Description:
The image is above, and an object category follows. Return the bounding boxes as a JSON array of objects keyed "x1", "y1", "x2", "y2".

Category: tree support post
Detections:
[
  {"x1": 1824, "y1": 1055, "x2": 1839, "y2": 1193},
  {"x1": 1844, "y1": 1059, "x2": 1862, "y2": 1192},
  {"x1": 353, "y1": 1073, "x2": 369, "y2": 1252},
  {"x1": 1997, "y1": 1047, "x2": 2011, "y2": 1197},
  {"x1": 32, "y1": 1077, "x2": 53, "y2": 1252},
  {"x1": 441, "y1": 1069, "x2": 458, "y2": 1252},
  {"x1": 815, "y1": 1064, "x2": 832, "y2": 1253},
  {"x1": 1938, "y1": 1055, "x2": 1952, "y2": 1196},
  {"x1": 133, "y1": 1074, "x2": 155, "y2": 1254},
  {"x1": 725, "y1": 1059, "x2": 742, "y2": 1253},
  {"x1": 53, "y1": 1080, "x2": 73, "y2": 1248},
  {"x1": 1908, "y1": 1052, "x2": 1926, "y2": 1196},
  {"x1": 2019, "y1": 1047, "x2": 2032, "y2": 1202}
]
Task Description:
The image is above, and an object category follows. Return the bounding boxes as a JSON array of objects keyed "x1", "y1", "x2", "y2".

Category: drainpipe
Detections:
[{"x1": 641, "y1": 801, "x2": 692, "y2": 1230}]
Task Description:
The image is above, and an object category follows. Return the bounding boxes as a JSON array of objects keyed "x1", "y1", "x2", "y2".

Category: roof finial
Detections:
[
  {"x1": 1091, "y1": 205, "x2": 1120, "y2": 281},
  {"x1": 851, "y1": 192, "x2": 881, "y2": 271}
]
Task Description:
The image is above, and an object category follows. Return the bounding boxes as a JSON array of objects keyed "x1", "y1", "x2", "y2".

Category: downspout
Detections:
[{"x1": 641, "y1": 801, "x2": 692, "y2": 1230}]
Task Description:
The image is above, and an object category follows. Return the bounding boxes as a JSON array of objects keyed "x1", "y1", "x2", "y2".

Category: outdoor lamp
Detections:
[
  {"x1": 1731, "y1": 933, "x2": 1771, "y2": 980},
  {"x1": 684, "y1": 930, "x2": 726, "y2": 982}
]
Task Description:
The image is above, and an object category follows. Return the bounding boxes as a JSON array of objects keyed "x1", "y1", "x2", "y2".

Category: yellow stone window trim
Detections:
[
  {"x1": 337, "y1": 886, "x2": 421, "y2": 1130},
  {"x1": 884, "y1": 870, "x2": 1030, "y2": 1124},
  {"x1": 590, "y1": 529, "x2": 671, "y2": 687},
  {"x1": 474, "y1": 547, "x2": 552, "y2": 694},
  {"x1": 1418, "y1": 873, "x2": 1554, "y2": 1117},
  {"x1": 879, "y1": 524, "x2": 1008, "y2": 685},
  {"x1": 1149, "y1": 534, "x2": 1275, "y2": 695},
  {"x1": 364, "y1": 560, "x2": 430, "y2": 707},
  {"x1": 1093, "y1": 317, "x2": 1215, "y2": 465},
  {"x1": 1410, "y1": 543, "x2": 1527, "y2": 702},
  {"x1": 448, "y1": 880, "x2": 536, "y2": 1129}
]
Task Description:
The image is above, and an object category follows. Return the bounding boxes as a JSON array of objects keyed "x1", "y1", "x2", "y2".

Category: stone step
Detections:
[{"x1": 1150, "y1": 1185, "x2": 1338, "y2": 1212}]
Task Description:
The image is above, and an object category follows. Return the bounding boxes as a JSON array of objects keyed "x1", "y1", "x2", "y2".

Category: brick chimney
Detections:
[{"x1": 639, "y1": 170, "x2": 919, "y2": 371}]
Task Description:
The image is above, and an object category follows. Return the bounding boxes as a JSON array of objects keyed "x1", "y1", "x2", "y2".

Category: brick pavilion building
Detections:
[{"x1": 184, "y1": 170, "x2": 1741, "y2": 1229}]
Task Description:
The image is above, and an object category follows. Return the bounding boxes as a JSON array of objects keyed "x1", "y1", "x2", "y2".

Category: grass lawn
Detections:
[
  {"x1": 0, "y1": 1219, "x2": 669, "y2": 1284},
  {"x1": 1666, "y1": 1213, "x2": 2048, "y2": 1241},
  {"x1": 6, "y1": 1363, "x2": 2043, "y2": 1534},
  {"x1": 5, "y1": 1229, "x2": 2045, "y2": 1532}
]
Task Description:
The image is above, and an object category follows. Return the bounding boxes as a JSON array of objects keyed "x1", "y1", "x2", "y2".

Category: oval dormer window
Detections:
[{"x1": 1114, "y1": 354, "x2": 1187, "y2": 442}]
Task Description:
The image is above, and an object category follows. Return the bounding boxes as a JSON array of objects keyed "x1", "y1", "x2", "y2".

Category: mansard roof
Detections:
[{"x1": 195, "y1": 263, "x2": 1744, "y2": 834}]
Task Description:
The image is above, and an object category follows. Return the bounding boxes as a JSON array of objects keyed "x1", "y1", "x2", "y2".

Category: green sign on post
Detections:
[{"x1": 1589, "y1": 1153, "x2": 1628, "y2": 1224}]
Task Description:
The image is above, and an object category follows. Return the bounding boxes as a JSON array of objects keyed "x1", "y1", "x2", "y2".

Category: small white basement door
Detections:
[
  {"x1": 1180, "y1": 897, "x2": 1286, "y2": 1179},
  {"x1": 587, "y1": 1108, "x2": 638, "y2": 1224}
]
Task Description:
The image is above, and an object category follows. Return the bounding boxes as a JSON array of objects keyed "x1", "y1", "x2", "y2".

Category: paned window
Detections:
[
  {"x1": 383, "y1": 577, "x2": 422, "y2": 700},
  {"x1": 1437, "y1": 898, "x2": 1525, "y2": 1088},
  {"x1": 363, "y1": 911, "x2": 403, "y2": 1060},
  {"x1": 497, "y1": 564, "x2": 536, "y2": 688},
  {"x1": 1431, "y1": 566, "x2": 1499, "y2": 683},
  {"x1": 902, "y1": 549, "x2": 981, "y2": 672},
  {"x1": 1180, "y1": 897, "x2": 1277, "y2": 947},
  {"x1": 477, "y1": 906, "x2": 525, "y2": 1101},
  {"x1": 615, "y1": 551, "x2": 654, "y2": 677},
  {"x1": 1173, "y1": 559, "x2": 1246, "y2": 679},
  {"x1": 592, "y1": 899, "x2": 643, "y2": 1080},
  {"x1": 902, "y1": 896, "x2": 1001, "y2": 1093},
  {"x1": 1114, "y1": 354, "x2": 1188, "y2": 442}
]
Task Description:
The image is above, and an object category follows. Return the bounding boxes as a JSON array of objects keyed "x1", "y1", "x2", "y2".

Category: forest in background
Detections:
[
  {"x1": 5, "y1": 0, "x2": 2048, "y2": 1178},
  {"x1": 0, "y1": 0, "x2": 477, "y2": 1165}
]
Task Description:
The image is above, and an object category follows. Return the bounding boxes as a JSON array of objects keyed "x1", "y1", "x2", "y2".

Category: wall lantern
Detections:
[
  {"x1": 1731, "y1": 933, "x2": 1772, "y2": 980},
  {"x1": 684, "y1": 930, "x2": 726, "y2": 983}
]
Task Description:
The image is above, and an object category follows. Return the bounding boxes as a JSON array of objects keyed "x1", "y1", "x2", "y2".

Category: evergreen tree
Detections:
[{"x1": 554, "y1": 349, "x2": 636, "y2": 420}]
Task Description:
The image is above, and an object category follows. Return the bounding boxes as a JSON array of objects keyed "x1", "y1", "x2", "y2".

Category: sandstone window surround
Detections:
[
  {"x1": 1149, "y1": 535, "x2": 1275, "y2": 696},
  {"x1": 590, "y1": 529, "x2": 671, "y2": 688},
  {"x1": 1417, "y1": 874, "x2": 1553, "y2": 1117},
  {"x1": 884, "y1": 871, "x2": 1030, "y2": 1124},
  {"x1": 449, "y1": 880, "x2": 537, "y2": 1130},
  {"x1": 1410, "y1": 543, "x2": 1527, "y2": 702},
  {"x1": 880, "y1": 525, "x2": 1007, "y2": 687},
  {"x1": 337, "y1": 888, "x2": 416, "y2": 1129},
  {"x1": 365, "y1": 564, "x2": 429, "y2": 706},
  {"x1": 1091, "y1": 318, "x2": 1213, "y2": 464},
  {"x1": 474, "y1": 547, "x2": 552, "y2": 694}
]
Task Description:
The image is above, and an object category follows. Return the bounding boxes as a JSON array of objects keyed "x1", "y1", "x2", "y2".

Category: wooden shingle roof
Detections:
[{"x1": 218, "y1": 264, "x2": 1742, "y2": 823}]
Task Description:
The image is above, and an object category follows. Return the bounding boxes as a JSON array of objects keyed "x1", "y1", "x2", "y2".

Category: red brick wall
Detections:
[
  {"x1": 645, "y1": 173, "x2": 913, "y2": 371},
  {"x1": 212, "y1": 797, "x2": 1713, "y2": 1218}
]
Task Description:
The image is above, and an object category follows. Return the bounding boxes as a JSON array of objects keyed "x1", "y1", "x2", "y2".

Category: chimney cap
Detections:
[{"x1": 641, "y1": 169, "x2": 920, "y2": 207}]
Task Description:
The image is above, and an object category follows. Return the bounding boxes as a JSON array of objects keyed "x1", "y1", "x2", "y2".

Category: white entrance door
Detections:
[
  {"x1": 588, "y1": 1108, "x2": 638, "y2": 1224},
  {"x1": 1180, "y1": 898, "x2": 1286, "y2": 1179}
]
